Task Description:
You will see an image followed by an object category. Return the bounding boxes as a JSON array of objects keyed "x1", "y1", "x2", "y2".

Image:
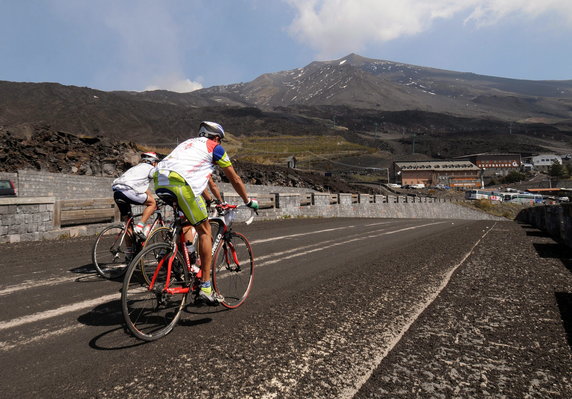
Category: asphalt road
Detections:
[{"x1": 1, "y1": 217, "x2": 571, "y2": 398}]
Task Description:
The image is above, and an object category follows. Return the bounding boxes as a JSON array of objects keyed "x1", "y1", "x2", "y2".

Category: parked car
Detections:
[
  {"x1": 0, "y1": 179, "x2": 17, "y2": 197},
  {"x1": 434, "y1": 184, "x2": 450, "y2": 190}
]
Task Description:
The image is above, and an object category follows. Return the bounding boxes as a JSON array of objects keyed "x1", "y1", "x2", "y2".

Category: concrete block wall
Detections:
[
  {"x1": 5, "y1": 170, "x2": 321, "y2": 201},
  {"x1": 0, "y1": 170, "x2": 506, "y2": 244},
  {"x1": 16, "y1": 170, "x2": 114, "y2": 199},
  {"x1": 0, "y1": 197, "x2": 56, "y2": 243},
  {"x1": 223, "y1": 192, "x2": 503, "y2": 221}
]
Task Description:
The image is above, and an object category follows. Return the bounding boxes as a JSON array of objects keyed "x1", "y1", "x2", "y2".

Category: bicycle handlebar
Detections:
[{"x1": 212, "y1": 203, "x2": 257, "y2": 225}]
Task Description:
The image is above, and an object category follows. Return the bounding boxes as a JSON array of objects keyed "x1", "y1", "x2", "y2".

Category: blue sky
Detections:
[{"x1": 1, "y1": 0, "x2": 571, "y2": 93}]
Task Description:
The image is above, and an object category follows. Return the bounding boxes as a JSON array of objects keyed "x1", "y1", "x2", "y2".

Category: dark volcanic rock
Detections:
[
  {"x1": 1, "y1": 125, "x2": 372, "y2": 193},
  {"x1": 0, "y1": 125, "x2": 139, "y2": 176}
]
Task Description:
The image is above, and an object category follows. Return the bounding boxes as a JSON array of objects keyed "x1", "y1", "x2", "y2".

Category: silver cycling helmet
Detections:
[
  {"x1": 141, "y1": 151, "x2": 159, "y2": 163},
  {"x1": 198, "y1": 121, "x2": 225, "y2": 140}
]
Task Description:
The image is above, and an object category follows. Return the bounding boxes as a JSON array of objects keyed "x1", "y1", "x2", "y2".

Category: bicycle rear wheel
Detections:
[
  {"x1": 92, "y1": 224, "x2": 132, "y2": 279},
  {"x1": 144, "y1": 226, "x2": 173, "y2": 246},
  {"x1": 122, "y1": 242, "x2": 190, "y2": 341},
  {"x1": 212, "y1": 232, "x2": 254, "y2": 309}
]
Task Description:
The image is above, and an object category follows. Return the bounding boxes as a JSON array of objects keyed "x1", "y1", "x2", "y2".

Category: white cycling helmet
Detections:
[
  {"x1": 198, "y1": 121, "x2": 225, "y2": 140},
  {"x1": 141, "y1": 151, "x2": 159, "y2": 163}
]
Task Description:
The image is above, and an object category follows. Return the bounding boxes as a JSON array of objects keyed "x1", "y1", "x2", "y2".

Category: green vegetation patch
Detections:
[{"x1": 230, "y1": 135, "x2": 373, "y2": 164}]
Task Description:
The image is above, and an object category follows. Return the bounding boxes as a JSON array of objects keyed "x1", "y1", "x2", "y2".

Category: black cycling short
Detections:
[{"x1": 113, "y1": 190, "x2": 136, "y2": 218}]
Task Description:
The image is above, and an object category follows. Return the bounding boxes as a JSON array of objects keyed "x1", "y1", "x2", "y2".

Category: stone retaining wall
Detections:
[
  {"x1": 516, "y1": 204, "x2": 572, "y2": 248},
  {"x1": 1, "y1": 191, "x2": 503, "y2": 243},
  {"x1": 13, "y1": 170, "x2": 115, "y2": 199},
  {"x1": 1, "y1": 170, "x2": 320, "y2": 200},
  {"x1": 0, "y1": 197, "x2": 57, "y2": 241}
]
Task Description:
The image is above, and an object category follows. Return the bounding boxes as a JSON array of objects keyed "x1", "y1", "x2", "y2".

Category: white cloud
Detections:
[
  {"x1": 49, "y1": 0, "x2": 202, "y2": 92},
  {"x1": 145, "y1": 77, "x2": 203, "y2": 93},
  {"x1": 464, "y1": 0, "x2": 572, "y2": 26},
  {"x1": 285, "y1": 0, "x2": 572, "y2": 58}
]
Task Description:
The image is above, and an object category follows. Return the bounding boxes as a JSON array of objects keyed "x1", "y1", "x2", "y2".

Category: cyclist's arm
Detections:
[
  {"x1": 207, "y1": 177, "x2": 224, "y2": 203},
  {"x1": 221, "y1": 165, "x2": 250, "y2": 204},
  {"x1": 202, "y1": 190, "x2": 213, "y2": 203}
]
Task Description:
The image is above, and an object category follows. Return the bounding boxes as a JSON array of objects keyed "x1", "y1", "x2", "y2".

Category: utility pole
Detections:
[{"x1": 412, "y1": 131, "x2": 416, "y2": 154}]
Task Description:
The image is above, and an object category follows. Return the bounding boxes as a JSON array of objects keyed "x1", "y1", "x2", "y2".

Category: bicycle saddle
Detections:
[{"x1": 155, "y1": 188, "x2": 179, "y2": 207}]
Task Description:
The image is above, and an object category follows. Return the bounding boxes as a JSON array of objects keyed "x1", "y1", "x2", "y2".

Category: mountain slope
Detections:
[
  {"x1": 1, "y1": 53, "x2": 572, "y2": 166},
  {"x1": 193, "y1": 53, "x2": 572, "y2": 122}
]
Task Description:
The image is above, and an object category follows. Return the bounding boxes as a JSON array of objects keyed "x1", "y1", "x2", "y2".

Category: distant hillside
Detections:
[
  {"x1": 192, "y1": 53, "x2": 572, "y2": 123},
  {"x1": 1, "y1": 53, "x2": 572, "y2": 173}
]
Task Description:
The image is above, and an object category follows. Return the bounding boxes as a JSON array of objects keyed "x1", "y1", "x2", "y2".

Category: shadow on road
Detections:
[
  {"x1": 88, "y1": 327, "x2": 146, "y2": 350},
  {"x1": 69, "y1": 263, "x2": 97, "y2": 275},
  {"x1": 77, "y1": 299, "x2": 217, "y2": 350},
  {"x1": 526, "y1": 230, "x2": 552, "y2": 238},
  {"x1": 68, "y1": 263, "x2": 118, "y2": 284},
  {"x1": 556, "y1": 292, "x2": 572, "y2": 350},
  {"x1": 532, "y1": 242, "x2": 572, "y2": 273},
  {"x1": 78, "y1": 299, "x2": 123, "y2": 327},
  {"x1": 524, "y1": 224, "x2": 572, "y2": 351},
  {"x1": 77, "y1": 299, "x2": 145, "y2": 350}
]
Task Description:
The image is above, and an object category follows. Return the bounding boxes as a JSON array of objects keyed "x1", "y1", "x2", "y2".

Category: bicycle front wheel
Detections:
[
  {"x1": 212, "y1": 232, "x2": 254, "y2": 309},
  {"x1": 140, "y1": 226, "x2": 174, "y2": 284},
  {"x1": 122, "y1": 242, "x2": 190, "y2": 341},
  {"x1": 92, "y1": 224, "x2": 131, "y2": 279}
]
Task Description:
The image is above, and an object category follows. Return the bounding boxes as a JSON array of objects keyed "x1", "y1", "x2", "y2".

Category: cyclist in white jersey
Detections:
[
  {"x1": 112, "y1": 152, "x2": 159, "y2": 245},
  {"x1": 154, "y1": 121, "x2": 259, "y2": 305}
]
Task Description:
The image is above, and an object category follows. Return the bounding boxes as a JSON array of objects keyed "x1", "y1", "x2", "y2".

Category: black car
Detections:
[{"x1": 0, "y1": 179, "x2": 17, "y2": 196}]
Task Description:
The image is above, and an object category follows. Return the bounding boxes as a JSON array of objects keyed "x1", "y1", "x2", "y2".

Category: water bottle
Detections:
[
  {"x1": 187, "y1": 243, "x2": 201, "y2": 274},
  {"x1": 186, "y1": 243, "x2": 195, "y2": 255}
]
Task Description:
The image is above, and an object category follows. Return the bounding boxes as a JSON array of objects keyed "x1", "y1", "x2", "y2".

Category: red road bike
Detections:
[
  {"x1": 91, "y1": 200, "x2": 169, "y2": 279},
  {"x1": 121, "y1": 197, "x2": 256, "y2": 341}
]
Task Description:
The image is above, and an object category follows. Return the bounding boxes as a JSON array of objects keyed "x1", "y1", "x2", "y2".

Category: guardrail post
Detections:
[
  {"x1": 275, "y1": 193, "x2": 301, "y2": 209},
  {"x1": 359, "y1": 194, "x2": 370, "y2": 204},
  {"x1": 339, "y1": 194, "x2": 352, "y2": 205},
  {"x1": 312, "y1": 193, "x2": 330, "y2": 206}
]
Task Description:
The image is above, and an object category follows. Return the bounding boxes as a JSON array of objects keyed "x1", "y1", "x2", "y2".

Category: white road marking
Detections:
[
  {"x1": 255, "y1": 221, "x2": 445, "y2": 268},
  {"x1": 0, "y1": 220, "x2": 403, "y2": 296},
  {"x1": 0, "y1": 292, "x2": 120, "y2": 332},
  {"x1": 339, "y1": 222, "x2": 497, "y2": 398},
  {"x1": 0, "y1": 220, "x2": 447, "y2": 344},
  {"x1": 252, "y1": 221, "x2": 394, "y2": 244},
  {"x1": 256, "y1": 222, "x2": 495, "y2": 399},
  {"x1": 0, "y1": 324, "x2": 83, "y2": 351},
  {"x1": 0, "y1": 275, "x2": 84, "y2": 297}
]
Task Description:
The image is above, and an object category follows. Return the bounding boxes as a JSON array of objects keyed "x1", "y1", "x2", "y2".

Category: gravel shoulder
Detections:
[{"x1": 356, "y1": 221, "x2": 572, "y2": 398}]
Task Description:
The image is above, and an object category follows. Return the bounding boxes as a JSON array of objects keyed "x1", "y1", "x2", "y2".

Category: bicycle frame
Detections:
[
  {"x1": 146, "y1": 203, "x2": 248, "y2": 295},
  {"x1": 120, "y1": 203, "x2": 167, "y2": 245},
  {"x1": 147, "y1": 204, "x2": 193, "y2": 295},
  {"x1": 108, "y1": 203, "x2": 167, "y2": 262}
]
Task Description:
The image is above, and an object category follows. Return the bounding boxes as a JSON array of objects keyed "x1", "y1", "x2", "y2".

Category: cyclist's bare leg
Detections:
[
  {"x1": 194, "y1": 220, "x2": 212, "y2": 283},
  {"x1": 140, "y1": 189, "x2": 157, "y2": 224},
  {"x1": 182, "y1": 225, "x2": 197, "y2": 241},
  {"x1": 120, "y1": 214, "x2": 133, "y2": 247}
]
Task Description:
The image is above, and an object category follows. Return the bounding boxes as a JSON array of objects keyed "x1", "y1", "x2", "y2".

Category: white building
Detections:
[{"x1": 531, "y1": 154, "x2": 562, "y2": 171}]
